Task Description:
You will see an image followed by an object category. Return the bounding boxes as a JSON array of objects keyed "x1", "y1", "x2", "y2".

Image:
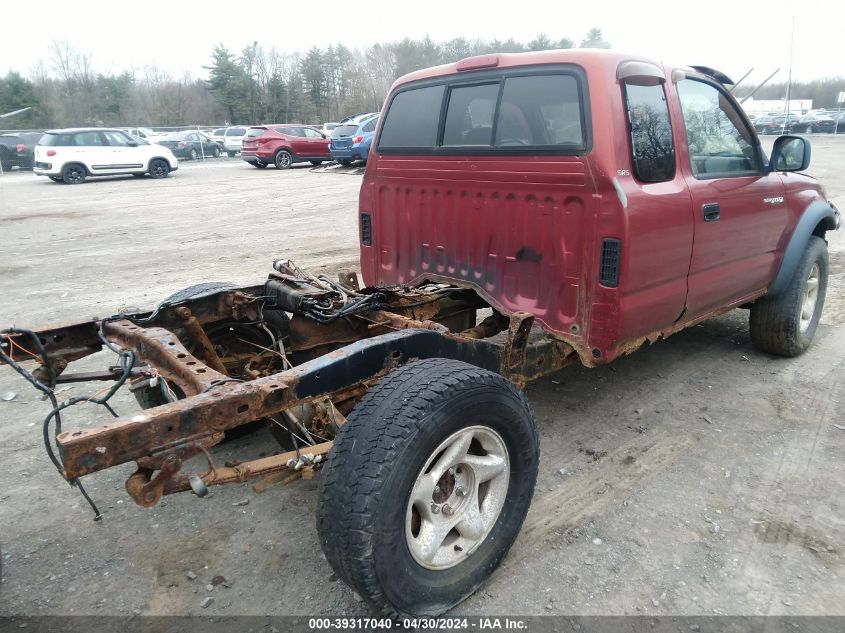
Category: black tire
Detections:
[
  {"x1": 148, "y1": 158, "x2": 170, "y2": 179},
  {"x1": 227, "y1": 151, "x2": 236, "y2": 158},
  {"x1": 310, "y1": 160, "x2": 323, "y2": 166},
  {"x1": 1, "y1": 160, "x2": 12, "y2": 172},
  {"x1": 316, "y1": 359, "x2": 538, "y2": 618},
  {"x1": 274, "y1": 149, "x2": 292, "y2": 170},
  {"x1": 253, "y1": 162, "x2": 267, "y2": 169},
  {"x1": 803, "y1": 125, "x2": 813, "y2": 134},
  {"x1": 211, "y1": 146, "x2": 221, "y2": 158},
  {"x1": 190, "y1": 148, "x2": 199, "y2": 160},
  {"x1": 61, "y1": 163, "x2": 86, "y2": 184},
  {"x1": 750, "y1": 236, "x2": 828, "y2": 357}
]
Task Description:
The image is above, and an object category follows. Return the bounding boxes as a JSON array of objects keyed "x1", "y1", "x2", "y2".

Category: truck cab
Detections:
[{"x1": 359, "y1": 50, "x2": 839, "y2": 364}]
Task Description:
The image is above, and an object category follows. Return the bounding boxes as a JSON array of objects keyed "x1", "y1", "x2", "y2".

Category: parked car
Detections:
[
  {"x1": 33, "y1": 128, "x2": 178, "y2": 183},
  {"x1": 241, "y1": 125, "x2": 331, "y2": 169},
  {"x1": 156, "y1": 131, "x2": 222, "y2": 159},
  {"x1": 0, "y1": 132, "x2": 42, "y2": 171},
  {"x1": 756, "y1": 113, "x2": 801, "y2": 135},
  {"x1": 119, "y1": 127, "x2": 164, "y2": 144},
  {"x1": 318, "y1": 122, "x2": 339, "y2": 136},
  {"x1": 790, "y1": 114, "x2": 836, "y2": 134},
  {"x1": 220, "y1": 126, "x2": 249, "y2": 157},
  {"x1": 329, "y1": 113, "x2": 379, "y2": 165},
  {"x1": 208, "y1": 128, "x2": 227, "y2": 146}
]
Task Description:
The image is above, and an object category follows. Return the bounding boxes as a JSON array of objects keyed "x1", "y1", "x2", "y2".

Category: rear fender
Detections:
[{"x1": 768, "y1": 200, "x2": 840, "y2": 296}]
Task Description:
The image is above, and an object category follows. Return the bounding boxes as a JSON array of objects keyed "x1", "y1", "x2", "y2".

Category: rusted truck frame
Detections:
[{"x1": 1, "y1": 261, "x2": 574, "y2": 510}]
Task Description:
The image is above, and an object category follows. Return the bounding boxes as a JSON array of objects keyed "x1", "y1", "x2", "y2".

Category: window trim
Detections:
[
  {"x1": 621, "y1": 80, "x2": 676, "y2": 184},
  {"x1": 439, "y1": 80, "x2": 500, "y2": 148},
  {"x1": 376, "y1": 64, "x2": 592, "y2": 156},
  {"x1": 676, "y1": 76, "x2": 764, "y2": 181}
]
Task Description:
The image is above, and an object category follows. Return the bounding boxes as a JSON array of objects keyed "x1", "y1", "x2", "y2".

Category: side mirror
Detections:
[
  {"x1": 127, "y1": 140, "x2": 139, "y2": 147},
  {"x1": 770, "y1": 135, "x2": 810, "y2": 172}
]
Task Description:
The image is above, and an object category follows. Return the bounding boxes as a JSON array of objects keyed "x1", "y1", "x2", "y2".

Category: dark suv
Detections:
[{"x1": 0, "y1": 132, "x2": 43, "y2": 171}]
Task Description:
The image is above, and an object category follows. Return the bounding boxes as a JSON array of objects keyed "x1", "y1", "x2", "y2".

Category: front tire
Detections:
[
  {"x1": 211, "y1": 146, "x2": 220, "y2": 158},
  {"x1": 804, "y1": 125, "x2": 813, "y2": 134},
  {"x1": 190, "y1": 148, "x2": 199, "y2": 160},
  {"x1": 750, "y1": 236, "x2": 828, "y2": 357},
  {"x1": 61, "y1": 163, "x2": 86, "y2": 184},
  {"x1": 148, "y1": 158, "x2": 170, "y2": 179},
  {"x1": 316, "y1": 359, "x2": 538, "y2": 617}
]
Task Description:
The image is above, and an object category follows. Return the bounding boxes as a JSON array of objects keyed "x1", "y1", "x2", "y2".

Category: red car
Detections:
[{"x1": 241, "y1": 125, "x2": 331, "y2": 169}]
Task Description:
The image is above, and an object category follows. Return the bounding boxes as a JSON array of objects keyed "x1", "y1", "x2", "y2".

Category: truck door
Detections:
[
  {"x1": 614, "y1": 76, "x2": 695, "y2": 344},
  {"x1": 674, "y1": 77, "x2": 787, "y2": 318}
]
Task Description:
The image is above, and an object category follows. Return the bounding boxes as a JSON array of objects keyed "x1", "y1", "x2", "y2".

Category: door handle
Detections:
[{"x1": 702, "y1": 202, "x2": 721, "y2": 222}]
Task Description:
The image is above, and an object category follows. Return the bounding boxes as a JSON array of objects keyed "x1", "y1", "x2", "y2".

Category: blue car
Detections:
[{"x1": 329, "y1": 112, "x2": 379, "y2": 165}]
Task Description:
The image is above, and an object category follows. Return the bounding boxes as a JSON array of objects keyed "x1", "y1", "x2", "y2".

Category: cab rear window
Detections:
[{"x1": 378, "y1": 70, "x2": 587, "y2": 154}]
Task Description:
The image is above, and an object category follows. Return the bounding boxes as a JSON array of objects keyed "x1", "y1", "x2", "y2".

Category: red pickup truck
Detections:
[{"x1": 0, "y1": 50, "x2": 839, "y2": 619}]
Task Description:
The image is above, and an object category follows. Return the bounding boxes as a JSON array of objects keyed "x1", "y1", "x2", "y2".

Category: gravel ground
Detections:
[{"x1": 0, "y1": 144, "x2": 843, "y2": 619}]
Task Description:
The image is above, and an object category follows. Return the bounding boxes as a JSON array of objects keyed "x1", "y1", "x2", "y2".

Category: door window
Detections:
[
  {"x1": 73, "y1": 131, "x2": 105, "y2": 146},
  {"x1": 103, "y1": 131, "x2": 132, "y2": 147},
  {"x1": 676, "y1": 79, "x2": 760, "y2": 178},
  {"x1": 622, "y1": 81, "x2": 675, "y2": 182},
  {"x1": 304, "y1": 128, "x2": 324, "y2": 138}
]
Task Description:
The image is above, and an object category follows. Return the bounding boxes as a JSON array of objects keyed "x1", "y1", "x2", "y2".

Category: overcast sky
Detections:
[{"x1": 2, "y1": 0, "x2": 842, "y2": 85}]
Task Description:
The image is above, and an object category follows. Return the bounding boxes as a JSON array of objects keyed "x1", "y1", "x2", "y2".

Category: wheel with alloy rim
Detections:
[
  {"x1": 61, "y1": 163, "x2": 86, "y2": 184},
  {"x1": 190, "y1": 148, "x2": 198, "y2": 160},
  {"x1": 316, "y1": 358, "x2": 538, "y2": 617},
  {"x1": 212, "y1": 146, "x2": 220, "y2": 158},
  {"x1": 148, "y1": 158, "x2": 170, "y2": 179},
  {"x1": 750, "y1": 235, "x2": 828, "y2": 356},
  {"x1": 275, "y1": 150, "x2": 292, "y2": 169},
  {"x1": 804, "y1": 125, "x2": 813, "y2": 134}
]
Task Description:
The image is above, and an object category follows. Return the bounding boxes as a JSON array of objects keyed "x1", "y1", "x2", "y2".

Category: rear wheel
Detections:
[
  {"x1": 804, "y1": 125, "x2": 813, "y2": 134},
  {"x1": 189, "y1": 148, "x2": 198, "y2": 160},
  {"x1": 148, "y1": 158, "x2": 170, "y2": 179},
  {"x1": 750, "y1": 236, "x2": 828, "y2": 357},
  {"x1": 211, "y1": 146, "x2": 221, "y2": 158},
  {"x1": 316, "y1": 359, "x2": 538, "y2": 617},
  {"x1": 61, "y1": 163, "x2": 86, "y2": 184},
  {"x1": 275, "y1": 150, "x2": 292, "y2": 169}
]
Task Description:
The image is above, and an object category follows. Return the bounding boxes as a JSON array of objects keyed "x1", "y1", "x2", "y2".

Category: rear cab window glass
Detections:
[
  {"x1": 377, "y1": 70, "x2": 586, "y2": 153},
  {"x1": 443, "y1": 83, "x2": 498, "y2": 146},
  {"x1": 622, "y1": 81, "x2": 675, "y2": 182},
  {"x1": 378, "y1": 85, "x2": 445, "y2": 148}
]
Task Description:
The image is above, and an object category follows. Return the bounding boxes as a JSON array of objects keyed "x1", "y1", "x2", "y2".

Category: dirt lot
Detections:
[{"x1": 0, "y1": 144, "x2": 843, "y2": 619}]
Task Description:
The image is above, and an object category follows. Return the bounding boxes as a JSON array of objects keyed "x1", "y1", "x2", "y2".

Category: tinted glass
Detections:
[
  {"x1": 332, "y1": 124, "x2": 358, "y2": 137},
  {"x1": 228, "y1": 128, "x2": 246, "y2": 136},
  {"x1": 73, "y1": 131, "x2": 105, "y2": 146},
  {"x1": 103, "y1": 130, "x2": 132, "y2": 146},
  {"x1": 443, "y1": 83, "x2": 498, "y2": 146},
  {"x1": 623, "y1": 82, "x2": 675, "y2": 182},
  {"x1": 304, "y1": 128, "x2": 323, "y2": 138},
  {"x1": 361, "y1": 117, "x2": 378, "y2": 133},
  {"x1": 495, "y1": 75, "x2": 583, "y2": 148},
  {"x1": 677, "y1": 79, "x2": 758, "y2": 178},
  {"x1": 213, "y1": 129, "x2": 226, "y2": 136},
  {"x1": 247, "y1": 127, "x2": 267, "y2": 137},
  {"x1": 379, "y1": 85, "x2": 445, "y2": 148},
  {"x1": 39, "y1": 133, "x2": 71, "y2": 146}
]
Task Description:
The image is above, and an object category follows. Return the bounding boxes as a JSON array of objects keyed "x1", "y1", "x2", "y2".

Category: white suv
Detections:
[
  {"x1": 33, "y1": 128, "x2": 179, "y2": 184},
  {"x1": 220, "y1": 126, "x2": 249, "y2": 156}
]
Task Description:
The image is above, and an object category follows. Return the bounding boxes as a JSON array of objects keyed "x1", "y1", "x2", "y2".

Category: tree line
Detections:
[
  {"x1": 4, "y1": 31, "x2": 844, "y2": 132},
  {"x1": 0, "y1": 30, "x2": 611, "y2": 130}
]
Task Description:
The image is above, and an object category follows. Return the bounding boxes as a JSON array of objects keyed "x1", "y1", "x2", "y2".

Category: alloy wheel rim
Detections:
[
  {"x1": 800, "y1": 263, "x2": 820, "y2": 333},
  {"x1": 405, "y1": 425, "x2": 509, "y2": 571},
  {"x1": 277, "y1": 152, "x2": 290, "y2": 168}
]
